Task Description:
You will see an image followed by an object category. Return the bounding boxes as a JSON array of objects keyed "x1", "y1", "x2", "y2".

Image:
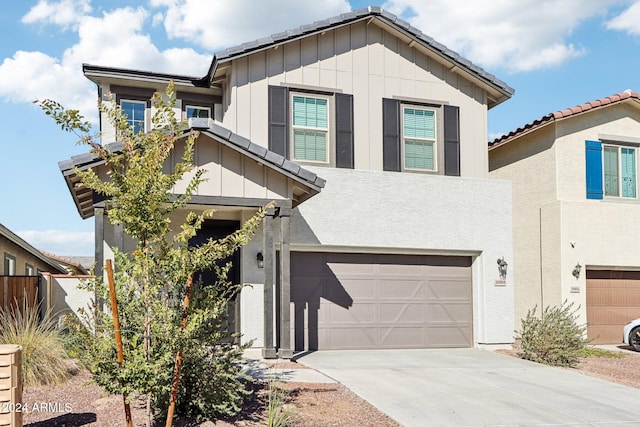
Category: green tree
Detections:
[{"x1": 39, "y1": 82, "x2": 265, "y2": 424}]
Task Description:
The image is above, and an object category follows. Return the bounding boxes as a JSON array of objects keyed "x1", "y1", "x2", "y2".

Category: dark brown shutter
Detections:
[
  {"x1": 382, "y1": 98, "x2": 401, "y2": 172},
  {"x1": 335, "y1": 93, "x2": 354, "y2": 169},
  {"x1": 444, "y1": 105, "x2": 460, "y2": 176},
  {"x1": 268, "y1": 85, "x2": 289, "y2": 158}
]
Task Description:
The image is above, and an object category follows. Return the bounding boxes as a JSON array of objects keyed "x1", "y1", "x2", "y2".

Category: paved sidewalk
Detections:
[{"x1": 242, "y1": 349, "x2": 336, "y2": 384}]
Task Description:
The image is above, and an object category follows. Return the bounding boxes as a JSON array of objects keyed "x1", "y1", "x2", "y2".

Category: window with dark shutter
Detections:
[
  {"x1": 585, "y1": 140, "x2": 603, "y2": 199},
  {"x1": 268, "y1": 86, "x2": 289, "y2": 158},
  {"x1": 335, "y1": 93, "x2": 354, "y2": 169},
  {"x1": 444, "y1": 105, "x2": 460, "y2": 176},
  {"x1": 382, "y1": 98, "x2": 401, "y2": 172}
]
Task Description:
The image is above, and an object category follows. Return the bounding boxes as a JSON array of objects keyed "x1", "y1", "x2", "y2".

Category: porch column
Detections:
[
  {"x1": 94, "y1": 206, "x2": 105, "y2": 282},
  {"x1": 94, "y1": 205, "x2": 105, "y2": 312},
  {"x1": 278, "y1": 208, "x2": 292, "y2": 358},
  {"x1": 262, "y1": 209, "x2": 277, "y2": 359}
]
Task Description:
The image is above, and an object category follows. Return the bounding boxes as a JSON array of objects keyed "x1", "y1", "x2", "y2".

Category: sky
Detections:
[{"x1": 2, "y1": 0, "x2": 640, "y2": 256}]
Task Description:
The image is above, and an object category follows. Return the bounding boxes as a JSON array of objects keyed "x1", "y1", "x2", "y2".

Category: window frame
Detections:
[
  {"x1": 185, "y1": 105, "x2": 211, "y2": 119},
  {"x1": 603, "y1": 143, "x2": 637, "y2": 199},
  {"x1": 401, "y1": 104, "x2": 440, "y2": 172},
  {"x1": 120, "y1": 99, "x2": 147, "y2": 134},
  {"x1": 4, "y1": 253, "x2": 16, "y2": 276},
  {"x1": 290, "y1": 92, "x2": 332, "y2": 165},
  {"x1": 25, "y1": 263, "x2": 34, "y2": 276}
]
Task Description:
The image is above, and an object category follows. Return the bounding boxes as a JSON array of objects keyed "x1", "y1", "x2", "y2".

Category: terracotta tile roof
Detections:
[{"x1": 489, "y1": 90, "x2": 640, "y2": 149}]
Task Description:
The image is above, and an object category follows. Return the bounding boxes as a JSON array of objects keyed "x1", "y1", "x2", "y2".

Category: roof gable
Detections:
[
  {"x1": 59, "y1": 122, "x2": 325, "y2": 219},
  {"x1": 207, "y1": 6, "x2": 513, "y2": 108},
  {"x1": 490, "y1": 90, "x2": 640, "y2": 150}
]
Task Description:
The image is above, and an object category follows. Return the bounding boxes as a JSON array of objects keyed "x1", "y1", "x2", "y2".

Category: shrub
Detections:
[
  {"x1": 515, "y1": 300, "x2": 589, "y2": 367},
  {"x1": 0, "y1": 302, "x2": 70, "y2": 387}
]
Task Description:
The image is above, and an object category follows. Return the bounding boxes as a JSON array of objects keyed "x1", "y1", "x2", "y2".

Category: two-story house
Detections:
[
  {"x1": 60, "y1": 7, "x2": 515, "y2": 358},
  {"x1": 489, "y1": 90, "x2": 640, "y2": 344}
]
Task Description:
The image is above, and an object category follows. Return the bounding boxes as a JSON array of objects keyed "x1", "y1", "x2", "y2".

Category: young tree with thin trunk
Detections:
[{"x1": 39, "y1": 82, "x2": 265, "y2": 424}]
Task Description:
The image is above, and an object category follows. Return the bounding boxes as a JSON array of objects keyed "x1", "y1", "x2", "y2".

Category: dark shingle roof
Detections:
[{"x1": 489, "y1": 90, "x2": 640, "y2": 149}]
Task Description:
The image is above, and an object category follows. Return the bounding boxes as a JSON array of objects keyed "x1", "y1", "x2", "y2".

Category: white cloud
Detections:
[
  {"x1": 151, "y1": 0, "x2": 351, "y2": 51},
  {"x1": 22, "y1": 0, "x2": 92, "y2": 29},
  {"x1": 606, "y1": 1, "x2": 640, "y2": 35},
  {"x1": 16, "y1": 229, "x2": 94, "y2": 256},
  {"x1": 0, "y1": 5, "x2": 210, "y2": 122},
  {"x1": 382, "y1": 0, "x2": 616, "y2": 73}
]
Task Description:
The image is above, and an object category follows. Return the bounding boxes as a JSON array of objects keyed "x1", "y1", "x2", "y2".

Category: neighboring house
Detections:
[
  {"x1": 0, "y1": 222, "x2": 68, "y2": 313},
  {"x1": 489, "y1": 90, "x2": 640, "y2": 344},
  {"x1": 0, "y1": 223, "x2": 66, "y2": 276},
  {"x1": 59, "y1": 7, "x2": 515, "y2": 357}
]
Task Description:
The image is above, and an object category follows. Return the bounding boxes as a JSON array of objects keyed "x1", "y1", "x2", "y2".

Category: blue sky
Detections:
[{"x1": 1, "y1": 0, "x2": 640, "y2": 256}]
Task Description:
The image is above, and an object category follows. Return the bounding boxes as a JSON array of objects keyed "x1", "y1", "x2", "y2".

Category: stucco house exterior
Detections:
[
  {"x1": 60, "y1": 7, "x2": 515, "y2": 357},
  {"x1": 489, "y1": 90, "x2": 640, "y2": 344}
]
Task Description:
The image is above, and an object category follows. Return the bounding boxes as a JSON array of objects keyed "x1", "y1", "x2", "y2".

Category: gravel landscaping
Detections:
[{"x1": 19, "y1": 346, "x2": 640, "y2": 426}]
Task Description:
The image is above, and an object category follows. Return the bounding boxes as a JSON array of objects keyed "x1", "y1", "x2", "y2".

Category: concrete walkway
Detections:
[{"x1": 297, "y1": 348, "x2": 640, "y2": 427}]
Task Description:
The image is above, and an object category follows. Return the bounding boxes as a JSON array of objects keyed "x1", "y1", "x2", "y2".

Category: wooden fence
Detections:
[{"x1": 0, "y1": 276, "x2": 39, "y2": 313}]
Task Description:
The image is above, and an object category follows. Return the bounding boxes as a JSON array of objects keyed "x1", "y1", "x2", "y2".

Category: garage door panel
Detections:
[
  {"x1": 427, "y1": 326, "x2": 472, "y2": 347},
  {"x1": 426, "y1": 280, "x2": 471, "y2": 299},
  {"x1": 378, "y1": 280, "x2": 424, "y2": 299},
  {"x1": 428, "y1": 303, "x2": 473, "y2": 323},
  {"x1": 320, "y1": 327, "x2": 378, "y2": 349},
  {"x1": 291, "y1": 252, "x2": 473, "y2": 350},
  {"x1": 322, "y1": 301, "x2": 376, "y2": 323},
  {"x1": 379, "y1": 303, "x2": 424, "y2": 322},
  {"x1": 381, "y1": 327, "x2": 424, "y2": 348},
  {"x1": 291, "y1": 277, "x2": 323, "y2": 300},
  {"x1": 326, "y1": 278, "x2": 374, "y2": 299}
]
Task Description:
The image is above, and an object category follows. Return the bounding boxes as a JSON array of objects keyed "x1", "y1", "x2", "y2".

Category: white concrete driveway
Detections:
[{"x1": 296, "y1": 348, "x2": 640, "y2": 427}]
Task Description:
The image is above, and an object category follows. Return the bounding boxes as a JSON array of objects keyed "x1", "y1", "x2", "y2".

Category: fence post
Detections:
[{"x1": 0, "y1": 344, "x2": 23, "y2": 427}]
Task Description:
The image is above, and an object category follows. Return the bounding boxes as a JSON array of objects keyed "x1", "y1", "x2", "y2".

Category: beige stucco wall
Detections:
[
  {"x1": 222, "y1": 19, "x2": 490, "y2": 178},
  {"x1": 490, "y1": 103, "x2": 640, "y2": 328},
  {"x1": 489, "y1": 125, "x2": 558, "y2": 324},
  {"x1": 0, "y1": 236, "x2": 59, "y2": 275}
]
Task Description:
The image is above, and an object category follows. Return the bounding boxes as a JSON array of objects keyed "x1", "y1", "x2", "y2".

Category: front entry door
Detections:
[{"x1": 189, "y1": 220, "x2": 242, "y2": 337}]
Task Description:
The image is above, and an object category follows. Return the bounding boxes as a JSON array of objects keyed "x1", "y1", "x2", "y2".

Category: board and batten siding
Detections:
[
  {"x1": 169, "y1": 137, "x2": 289, "y2": 200},
  {"x1": 222, "y1": 20, "x2": 490, "y2": 178}
]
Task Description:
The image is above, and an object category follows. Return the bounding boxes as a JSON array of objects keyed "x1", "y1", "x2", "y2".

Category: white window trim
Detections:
[
  {"x1": 185, "y1": 105, "x2": 211, "y2": 119},
  {"x1": 290, "y1": 92, "x2": 331, "y2": 165},
  {"x1": 401, "y1": 104, "x2": 438, "y2": 172},
  {"x1": 121, "y1": 99, "x2": 147, "y2": 133},
  {"x1": 4, "y1": 253, "x2": 16, "y2": 276},
  {"x1": 603, "y1": 144, "x2": 637, "y2": 199}
]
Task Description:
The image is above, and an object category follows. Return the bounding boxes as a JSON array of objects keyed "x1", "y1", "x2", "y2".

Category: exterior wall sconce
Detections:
[
  {"x1": 257, "y1": 252, "x2": 264, "y2": 269},
  {"x1": 497, "y1": 257, "x2": 508, "y2": 280},
  {"x1": 572, "y1": 263, "x2": 582, "y2": 279}
]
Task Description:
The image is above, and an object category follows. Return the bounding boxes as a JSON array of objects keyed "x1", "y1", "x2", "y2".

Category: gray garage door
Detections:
[{"x1": 290, "y1": 252, "x2": 472, "y2": 350}]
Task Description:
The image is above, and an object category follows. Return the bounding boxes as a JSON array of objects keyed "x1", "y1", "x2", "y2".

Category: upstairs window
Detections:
[
  {"x1": 604, "y1": 145, "x2": 636, "y2": 198},
  {"x1": 291, "y1": 94, "x2": 329, "y2": 163},
  {"x1": 121, "y1": 100, "x2": 146, "y2": 134},
  {"x1": 25, "y1": 263, "x2": 34, "y2": 276},
  {"x1": 402, "y1": 106, "x2": 437, "y2": 171},
  {"x1": 585, "y1": 140, "x2": 637, "y2": 200},
  {"x1": 186, "y1": 106, "x2": 210, "y2": 119}
]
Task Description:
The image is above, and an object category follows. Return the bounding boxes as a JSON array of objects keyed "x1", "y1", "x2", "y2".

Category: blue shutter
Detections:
[{"x1": 585, "y1": 140, "x2": 603, "y2": 199}]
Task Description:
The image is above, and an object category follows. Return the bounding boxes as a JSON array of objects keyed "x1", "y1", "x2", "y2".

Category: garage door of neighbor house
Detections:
[
  {"x1": 586, "y1": 270, "x2": 640, "y2": 344},
  {"x1": 289, "y1": 252, "x2": 472, "y2": 350}
]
